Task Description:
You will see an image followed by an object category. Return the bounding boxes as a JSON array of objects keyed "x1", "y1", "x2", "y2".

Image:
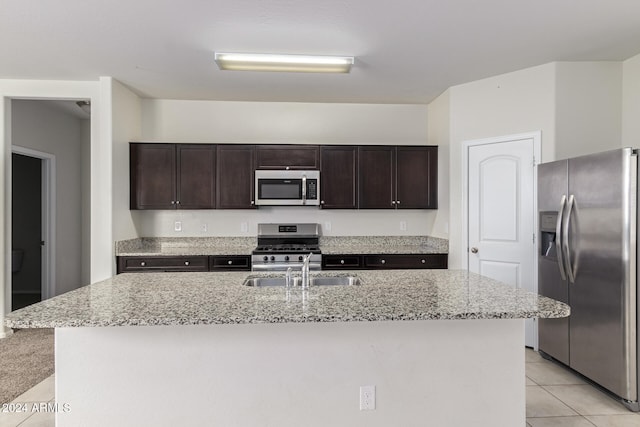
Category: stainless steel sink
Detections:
[
  {"x1": 309, "y1": 276, "x2": 360, "y2": 286},
  {"x1": 243, "y1": 275, "x2": 360, "y2": 287}
]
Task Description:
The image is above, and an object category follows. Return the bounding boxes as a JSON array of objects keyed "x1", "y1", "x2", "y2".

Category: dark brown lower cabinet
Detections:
[
  {"x1": 209, "y1": 255, "x2": 251, "y2": 271},
  {"x1": 363, "y1": 254, "x2": 448, "y2": 269},
  {"x1": 117, "y1": 255, "x2": 251, "y2": 274},
  {"x1": 117, "y1": 256, "x2": 209, "y2": 273},
  {"x1": 322, "y1": 255, "x2": 363, "y2": 269},
  {"x1": 322, "y1": 254, "x2": 448, "y2": 270}
]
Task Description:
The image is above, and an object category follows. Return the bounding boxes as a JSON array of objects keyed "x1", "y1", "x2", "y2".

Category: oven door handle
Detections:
[{"x1": 301, "y1": 175, "x2": 307, "y2": 205}]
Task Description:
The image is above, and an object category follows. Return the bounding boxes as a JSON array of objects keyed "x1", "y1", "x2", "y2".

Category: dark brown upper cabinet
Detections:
[
  {"x1": 320, "y1": 146, "x2": 358, "y2": 209},
  {"x1": 216, "y1": 145, "x2": 256, "y2": 209},
  {"x1": 130, "y1": 142, "x2": 437, "y2": 211},
  {"x1": 255, "y1": 145, "x2": 319, "y2": 170},
  {"x1": 177, "y1": 145, "x2": 216, "y2": 209},
  {"x1": 358, "y1": 145, "x2": 437, "y2": 209},
  {"x1": 358, "y1": 146, "x2": 396, "y2": 209},
  {"x1": 396, "y1": 146, "x2": 438, "y2": 209},
  {"x1": 130, "y1": 143, "x2": 216, "y2": 210}
]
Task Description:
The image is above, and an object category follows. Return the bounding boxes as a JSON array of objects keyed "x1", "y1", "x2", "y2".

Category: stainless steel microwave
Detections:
[{"x1": 255, "y1": 170, "x2": 320, "y2": 206}]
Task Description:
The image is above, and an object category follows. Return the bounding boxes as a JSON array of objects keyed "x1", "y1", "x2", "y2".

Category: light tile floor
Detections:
[
  {"x1": 2, "y1": 349, "x2": 639, "y2": 426},
  {"x1": 526, "y1": 348, "x2": 640, "y2": 426},
  {"x1": 0, "y1": 375, "x2": 55, "y2": 427}
]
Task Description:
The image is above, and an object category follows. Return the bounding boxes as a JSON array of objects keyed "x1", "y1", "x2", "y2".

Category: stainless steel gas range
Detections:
[{"x1": 251, "y1": 223, "x2": 322, "y2": 271}]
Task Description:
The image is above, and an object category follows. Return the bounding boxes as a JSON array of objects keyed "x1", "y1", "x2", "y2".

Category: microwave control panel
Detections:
[{"x1": 307, "y1": 179, "x2": 318, "y2": 200}]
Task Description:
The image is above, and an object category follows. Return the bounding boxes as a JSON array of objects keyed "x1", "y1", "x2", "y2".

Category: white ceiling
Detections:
[{"x1": 2, "y1": 0, "x2": 640, "y2": 104}]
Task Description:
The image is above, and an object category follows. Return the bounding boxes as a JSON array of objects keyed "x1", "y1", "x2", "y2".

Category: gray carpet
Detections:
[{"x1": 0, "y1": 328, "x2": 54, "y2": 404}]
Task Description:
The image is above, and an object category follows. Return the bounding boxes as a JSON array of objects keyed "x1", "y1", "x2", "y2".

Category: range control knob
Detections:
[
  {"x1": 270, "y1": 256, "x2": 276, "y2": 261},
  {"x1": 263, "y1": 256, "x2": 268, "y2": 262},
  {"x1": 284, "y1": 256, "x2": 290, "y2": 261},
  {"x1": 298, "y1": 255, "x2": 303, "y2": 261}
]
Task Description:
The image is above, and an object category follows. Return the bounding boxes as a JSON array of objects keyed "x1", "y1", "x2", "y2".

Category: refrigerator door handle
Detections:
[
  {"x1": 555, "y1": 195, "x2": 567, "y2": 280},
  {"x1": 563, "y1": 194, "x2": 576, "y2": 283}
]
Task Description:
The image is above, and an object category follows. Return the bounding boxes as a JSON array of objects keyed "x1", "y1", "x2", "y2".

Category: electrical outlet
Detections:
[
  {"x1": 400, "y1": 221, "x2": 407, "y2": 231},
  {"x1": 324, "y1": 221, "x2": 332, "y2": 232},
  {"x1": 201, "y1": 224, "x2": 208, "y2": 232},
  {"x1": 240, "y1": 222, "x2": 248, "y2": 233},
  {"x1": 174, "y1": 221, "x2": 182, "y2": 232},
  {"x1": 359, "y1": 385, "x2": 375, "y2": 410}
]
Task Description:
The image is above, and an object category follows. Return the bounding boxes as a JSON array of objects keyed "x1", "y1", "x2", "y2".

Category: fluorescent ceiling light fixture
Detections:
[{"x1": 214, "y1": 52, "x2": 354, "y2": 73}]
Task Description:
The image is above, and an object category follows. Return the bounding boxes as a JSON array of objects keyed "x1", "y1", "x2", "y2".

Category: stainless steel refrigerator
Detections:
[{"x1": 538, "y1": 147, "x2": 639, "y2": 411}]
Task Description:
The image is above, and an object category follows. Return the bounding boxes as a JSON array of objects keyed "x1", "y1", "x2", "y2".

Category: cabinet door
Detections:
[
  {"x1": 320, "y1": 146, "x2": 357, "y2": 209},
  {"x1": 358, "y1": 146, "x2": 395, "y2": 209},
  {"x1": 130, "y1": 143, "x2": 176, "y2": 210},
  {"x1": 396, "y1": 146, "x2": 438, "y2": 209},
  {"x1": 256, "y1": 145, "x2": 319, "y2": 170},
  {"x1": 177, "y1": 145, "x2": 216, "y2": 209},
  {"x1": 217, "y1": 145, "x2": 256, "y2": 209}
]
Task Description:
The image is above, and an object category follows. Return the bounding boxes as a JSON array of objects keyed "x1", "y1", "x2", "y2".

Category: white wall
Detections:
[
  {"x1": 426, "y1": 90, "x2": 450, "y2": 239},
  {"x1": 623, "y1": 53, "x2": 640, "y2": 148},
  {"x1": 11, "y1": 100, "x2": 85, "y2": 295},
  {"x1": 142, "y1": 100, "x2": 428, "y2": 144},
  {"x1": 80, "y1": 119, "x2": 91, "y2": 284},
  {"x1": 0, "y1": 79, "x2": 106, "y2": 337},
  {"x1": 111, "y1": 80, "x2": 141, "y2": 258},
  {"x1": 446, "y1": 63, "x2": 557, "y2": 269},
  {"x1": 135, "y1": 100, "x2": 435, "y2": 237},
  {"x1": 555, "y1": 62, "x2": 623, "y2": 159}
]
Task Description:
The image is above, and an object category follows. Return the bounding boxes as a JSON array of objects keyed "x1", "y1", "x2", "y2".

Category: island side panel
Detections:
[{"x1": 55, "y1": 320, "x2": 525, "y2": 427}]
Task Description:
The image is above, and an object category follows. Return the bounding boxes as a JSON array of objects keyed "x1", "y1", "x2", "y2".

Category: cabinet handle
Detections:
[
  {"x1": 391, "y1": 201, "x2": 396, "y2": 205},
  {"x1": 250, "y1": 201, "x2": 255, "y2": 205},
  {"x1": 176, "y1": 200, "x2": 180, "y2": 205},
  {"x1": 184, "y1": 261, "x2": 190, "y2": 266},
  {"x1": 321, "y1": 200, "x2": 325, "y2": 205},
  {"x1": 171, "y1": 201, "x2": 175, "y2": 205},
  {"x1": 285, "y1": 166, "x2": 290, "y2": 170},
  {"x1": 421, "y1": 259, "x2": 426, "y2": 264},
  {"x1": 140, "y1": 261, "x2": 146, "y2": 266},
  {"x1": 396, "y1": 200, "x2": 401, "y2": 205},
  {"x1": 340, "y1": 259, "x2": 345, "y2": 264},
  {"x1": 381, "y1": 259, "x2": 386, "y2": 264},
  {"x1": 228, "y1": 260, "x2": 233, "y2": 265}
]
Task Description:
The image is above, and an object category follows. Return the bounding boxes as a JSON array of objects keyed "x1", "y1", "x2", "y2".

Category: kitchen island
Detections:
[{"x1": 5, "y1": 269, "x2": 568, "y2": 427}]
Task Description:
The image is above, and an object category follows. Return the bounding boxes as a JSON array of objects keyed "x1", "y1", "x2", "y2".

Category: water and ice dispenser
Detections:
[{"x1": 539, "y1": 212, "x2": 558, "y2": 258}]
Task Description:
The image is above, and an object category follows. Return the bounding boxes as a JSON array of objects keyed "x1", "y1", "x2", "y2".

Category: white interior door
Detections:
[{"x1": 467, "y1": 135, "x2": 537, "y2": 347}]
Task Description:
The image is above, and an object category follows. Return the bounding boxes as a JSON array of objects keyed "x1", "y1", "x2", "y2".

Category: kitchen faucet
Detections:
[
  {"x1": 301, "y1": 252, "x2": 313, "y2": 289},
  {"x1": 285, "y1": 267, "x2": 293, "y2": 288}
]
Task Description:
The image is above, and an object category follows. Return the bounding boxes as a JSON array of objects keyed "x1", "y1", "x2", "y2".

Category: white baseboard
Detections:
[{"x1": 0, "y1": 326, "x2": 14, "y2": 339}]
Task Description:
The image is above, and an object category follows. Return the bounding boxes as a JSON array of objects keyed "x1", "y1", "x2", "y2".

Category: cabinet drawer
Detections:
[
  {"x1": 210, "y1": 255, "x2": 251, "y2": 271},
  {"x1": 117, "y1": 256, "x2": 209, "y2": 273},
  {"x1": 322, "y1": 255, "x2": 362, "y2": 270},
  {"x1": 363, "y1": 254, "x2": 448, "y2": 269}
]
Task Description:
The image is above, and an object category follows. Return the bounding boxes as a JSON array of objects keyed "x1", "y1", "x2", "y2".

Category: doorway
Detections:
[
  {"x1": 11, "y1": 154, "x2": 42, "y2": 309},
  {"x1": 11, "y1": 146, "x2": 55, "y2": 310},
  {"x1": 464, "y1": 131, "x2": 541, "y2": 348}
]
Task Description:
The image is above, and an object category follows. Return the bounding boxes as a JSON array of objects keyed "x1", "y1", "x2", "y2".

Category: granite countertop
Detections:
[
  {"x1": 116, "y1": 237, "x2": 256, "y2": 256},
  {"x1": 320, "y1": 244, "x2": 444, "y2": 255},
  {"x1": 5, "y1": 269, "x2": 568, "y2": 328},
  {"x1": 115, "y1": 236, "x2": 449, "y2": 257}
]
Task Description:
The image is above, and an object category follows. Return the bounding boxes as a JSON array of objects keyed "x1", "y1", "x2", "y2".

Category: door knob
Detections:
[{"x1": 470, "y1": 247, "x2": 478, "y2": 254}]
